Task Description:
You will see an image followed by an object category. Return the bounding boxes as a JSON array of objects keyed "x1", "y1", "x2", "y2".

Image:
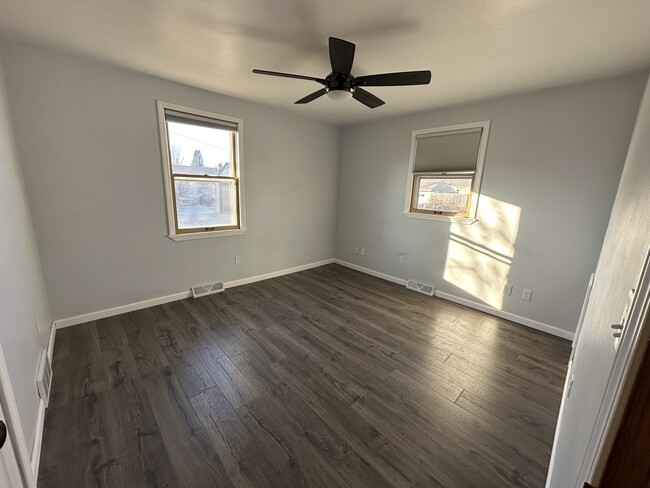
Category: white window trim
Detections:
[
  {"x1": 403, "y1": 120, "x2": 491, "y2": 224},
  {"x1": 156, "y1": 100, "x2": 247, "y2": 241}
]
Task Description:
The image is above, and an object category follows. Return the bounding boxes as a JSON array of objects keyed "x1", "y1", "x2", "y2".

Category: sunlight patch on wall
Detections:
[{"x1": 443, "y1": 195, "x2": 521, "y2": 309}]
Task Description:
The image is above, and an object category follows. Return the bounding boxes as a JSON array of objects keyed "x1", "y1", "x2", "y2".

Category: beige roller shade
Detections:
[
  {"x1": 414, "y1": 128, "x2": 482, "y2": 173},
  {"x1": 165, "y1": 109, "x2": 238, "y2": 132}
]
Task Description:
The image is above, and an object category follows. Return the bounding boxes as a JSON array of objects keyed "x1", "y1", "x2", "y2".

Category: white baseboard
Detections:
[
  {"x1": 434, "y1": 290, "x2": 574, "y2": 340},
  {"x1": 30, "y1": 400, "x2": 46, "y2": 475},
  {"x1": 45, "y1": 322, "x2": 56, "y2": 360},
  {"x1": 53, "y1": 258, "x2": 335, "y2": 330},
  {"x1": 224, "y1": 259, "x2": 335, "y2": 288},
  {"x1": 30, "y1": 323, "x2": 57, "y2": 478},
  {"x1": 334, "y1": 259, "x2": 574, "y2": 340},
  {"x1": 333, "y1": 259, "x2": 408, "y2": 286},
  {"x1": 54, "y1": 291, "x2": 192, "y2": 329}
]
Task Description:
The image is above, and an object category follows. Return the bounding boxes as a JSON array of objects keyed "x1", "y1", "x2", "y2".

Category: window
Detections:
[
  {"x1": 157, "y1": 101, "x2": 245, "y2": 240},
  {"x1": 404, "y1": 121, "x2": 490, "y2": 221}
]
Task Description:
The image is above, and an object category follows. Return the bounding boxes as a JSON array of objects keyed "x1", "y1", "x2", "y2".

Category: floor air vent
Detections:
[
  {"x1": 191, "y1": 281, "x2": 225, "y2": 298},
  {"x1": 406, "y1": 279, "x2": 435, "y2": 296},
  {"x1": 36, "y1": 349, "x2": 52, "y2": 407}
]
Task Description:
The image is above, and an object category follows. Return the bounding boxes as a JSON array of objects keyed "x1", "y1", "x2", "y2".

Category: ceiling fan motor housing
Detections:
[{"x1": 325, "y1": 72, "x2": 355, "y2": 94}]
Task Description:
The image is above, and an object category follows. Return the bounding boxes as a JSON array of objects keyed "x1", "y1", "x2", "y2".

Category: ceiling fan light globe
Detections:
[{"x1": 326, "y1": 88, "x2": 353, "y2": 101}]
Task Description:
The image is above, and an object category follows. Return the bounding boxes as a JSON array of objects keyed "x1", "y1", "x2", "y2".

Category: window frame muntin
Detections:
[
  {"x1": 403, "y1": 120, "x2": 491, "y2": 223},
  {"x1": 410, "y1": 171, "x2": 476, "y2": 218},
  {"x1": 157, "y1": 101, "x2": 246, "y2": 240}
]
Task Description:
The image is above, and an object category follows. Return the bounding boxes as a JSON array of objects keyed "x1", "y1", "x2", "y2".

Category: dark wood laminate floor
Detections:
[{"x1": 38, "y1": 264, "x2": 571, "y2": 488}]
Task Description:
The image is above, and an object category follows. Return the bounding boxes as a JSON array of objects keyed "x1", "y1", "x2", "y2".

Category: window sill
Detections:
[
  {"x1": 168, "y1": 228, "x2": 246, "y2": 241},
  {"x1": 403, "y1": 212, "x2": 478, "y2": 225}
]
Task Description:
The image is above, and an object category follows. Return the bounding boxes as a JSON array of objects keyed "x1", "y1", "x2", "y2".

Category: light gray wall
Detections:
[
  {"x1": 548, "y1": 74, "x2": 650, "y2": 488},
  {"x1": 0, "y1": 40, "x2": 340, "y2": 321},
  {"x1": 335, "y1": 73, "x2": 646, "y2": 333},
  {"x1": 0, "y1": 55, "x2": 52, "y2": 450}
]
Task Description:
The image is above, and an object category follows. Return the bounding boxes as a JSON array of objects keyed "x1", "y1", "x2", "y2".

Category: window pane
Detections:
[
  {"x1": 167, "y1": 120, "x2": 235, "y2": 177},
  {"x1": 414, "y1": 176, "x2": 472, "y2": 214},
  {"x1": 174, "y1": 179, "x2": 237, "y2": 230}
]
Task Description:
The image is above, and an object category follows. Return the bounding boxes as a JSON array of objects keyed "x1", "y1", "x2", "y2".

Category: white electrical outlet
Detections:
[
  {"x1": 522, "y1": 288, "x2": 532, "y2": 301},
  {"x1": 235, "y1": 255, "x2": 241, "y2": 265},
  {"x1": 360, "y1": 248, "x2": 365, "y2": 256},
  {"x1": 398, "y1": 254, "x2": 405, "y2": 265},
  {"x1": 503, "y1": 284, "x2": 513, "y2": 296},
  {"x1": 354, "y1": 247, "x2": 359, "y2": 255}
]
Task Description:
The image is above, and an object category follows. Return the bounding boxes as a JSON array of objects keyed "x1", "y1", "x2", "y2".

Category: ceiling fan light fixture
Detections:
[{"x1": 326, "y1": 88, "x2": 353, "y2": 101}]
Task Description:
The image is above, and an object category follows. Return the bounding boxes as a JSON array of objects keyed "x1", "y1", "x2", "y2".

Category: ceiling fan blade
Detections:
[
  {"x1": 329, "y1": 37, "x2": 355, "y2": 76},
  {"x1": 356, "y1": 70, "x2": 432, "y2": 86},
  {"x1": 252, "y1": 69, "x2": 326, "y2": 84},
  {"x1": 295, "y1": 88, "x2": 328, "y2": 104},
  {"x1": 353, "y1": 87, "x2": 385, "y2": 109}
]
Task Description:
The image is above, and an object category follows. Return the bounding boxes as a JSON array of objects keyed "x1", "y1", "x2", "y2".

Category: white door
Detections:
[{"x1": 0, "y1": 399, "x2": 23, "y2": 487}]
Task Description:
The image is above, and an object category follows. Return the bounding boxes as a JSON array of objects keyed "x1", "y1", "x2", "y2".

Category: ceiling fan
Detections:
[{"x1": 252, "y1": 37, "x2": 431, "y2": 109}]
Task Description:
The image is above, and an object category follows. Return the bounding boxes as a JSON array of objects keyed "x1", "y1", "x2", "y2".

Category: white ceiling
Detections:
[{"x1": 1, "y1": 0, "x2": 649, "y2": 125}]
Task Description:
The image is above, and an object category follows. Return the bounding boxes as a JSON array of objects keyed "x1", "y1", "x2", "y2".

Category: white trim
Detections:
[
  {"x1": 334, "y1": 259, "x2": 574, "y2": 340},
  {"x1": 30, "y1": 323, "x2": 57, "y2": 479},
  {"x1": 156, "y1": 100, "x2": 246, "y2": 241},
  {"x1": 54, "y1": 291, "x2": 192, "y2": 329},
  {"x1": 0, "y1": 344, "x2": 37, "y2": 488},
  {"x1": 571, "y1": 273, "x2": 596, "y2": 354},
  {"x1": 545, "y1": 272, "x2": 595, "y2": 487},
  {"x1": 53, "y1": 259, "x2": 336, "y2": 330},
  {"x1": 46, "y1": 323, "x2": 56, "y2": 360},
  {"x1": 403, "y1": 211, "x2": 478, "y2": 224},
  {"x1": 545, "y1": 358, "x2": 573, "y2": 488},
  {"x1": 334, "y1": 259, "x2": 408, "y2": 286},
  {"x1": 168, "y1": 228, "x2": 246, "y2": 241},
  {"x1": 224, "y1": 259, "x2": 335, "y2": 288},
  {"x1": 403, "y1": 120, "x2": 491, "y2": 221},
  {"x1": 29, "y1": 402, "x2": 45, "y2": 477},
  {"x1": 434, "y1": 289, "x2": 574, "y2": 340}
]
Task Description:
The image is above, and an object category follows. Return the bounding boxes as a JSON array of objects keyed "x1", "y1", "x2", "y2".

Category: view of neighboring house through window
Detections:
[
  {"x1": 412, "y1": 172, "x2": 475, "y2": 216},
  {"x1": 157, "y1": 102, "x2": 244, "y2": 238},
  {"x1": 405, "y1": 121, "x2": 490, "y2": 220}
]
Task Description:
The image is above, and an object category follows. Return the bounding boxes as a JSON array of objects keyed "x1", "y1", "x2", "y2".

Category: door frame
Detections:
[
  {"x1": 0, "y1": 343, "x2": 36, "y2": 488},
  {"x1": 577, "y1": 246, "x2": 650, "y2": 486},
  {"x1": 0, "y1": 390, "x2": 23, "y2": 486},
  {"x1": 545, "y1": 273, "x2": 595, "y2": 487}
]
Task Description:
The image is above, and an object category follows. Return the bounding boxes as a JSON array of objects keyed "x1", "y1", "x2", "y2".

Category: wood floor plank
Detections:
[
  {"x1": 191, "y1": 296, "x2": 250, "y2": 357},
  {"x1": 386, "y1": 370, "x2": 549, "y2": 484},
  {"x1": 190, "y1": 386, "x2": 275, "y2": 488},
  {"x1": 446, "y1": 353, "x2": 564, "y2": 413},
  {"x1": 237, "y1": 396, "x2": 354, "y2": 488},
  {"x1": 140, "y1": 366, "x2": 235, "y2": 488},
  {"x1": 155, "y1": 320, "x2": 217, "y2": 398},
  {"x1": 96, "y1": 316, "x2": 179, "y2": 486},
  {"x1": 39, "y1": 264, "x2": 570, "y2": 488},
  {"x1": 263, "y1": 380, "x2": 395, "y2": 488},
  {"x1": 431, "y1": 333, "x2": 567, "y2": 392},
  {"x1": 38, "y1": 399, "x2": 120, "y2": 487},
  {"x1": 120, "y1": 310, "x2": 169, "y2": 376},
  {"x1": 351, "y1": 391, "x2": 488, "y2": 488},
  {"x1": 206, "y1": 354, "x2": 258, "y2": 408},
  {"x1": 455, "y1": 389, "x2": 556, "y2": 448},
  {"x1": 57, "y1": 323, "x2": 109, "y2": 405}
]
